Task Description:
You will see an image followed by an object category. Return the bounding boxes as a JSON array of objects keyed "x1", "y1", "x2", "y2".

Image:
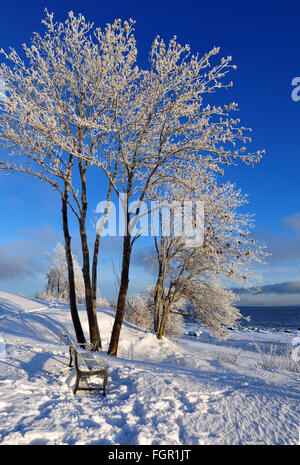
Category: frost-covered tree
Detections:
[
  {"x1": 45, "y1": 243, "x2": 69, "y2": 300},
  {"x1": 99, "y1": 37, "x2": 263, "y2": 355},
  {"x1": 151, "y1": 162, "x2": 267, "y2": 340},
  {"x1": 0, "y1": 12, "x2": 137, "y2": 349},
  {"x1": 0, "y1": 11, "x2": 264, "y2": 356},
  {"x1": 39, "y1": 243, "x2": 86, "y2": 302}
]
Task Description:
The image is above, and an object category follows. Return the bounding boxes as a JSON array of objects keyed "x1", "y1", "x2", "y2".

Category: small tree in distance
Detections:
[
  {"x1": 39, "y1": 243, "x2": 85, "y2": 303},
  {"x1": 39, "y1": 242, "x2": 111, "y2": 307}
]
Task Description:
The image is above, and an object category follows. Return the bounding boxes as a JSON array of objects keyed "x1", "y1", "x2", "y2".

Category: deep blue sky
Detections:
[{"x1": 1, "y1": 0, "x2": 300, "y2": 304}]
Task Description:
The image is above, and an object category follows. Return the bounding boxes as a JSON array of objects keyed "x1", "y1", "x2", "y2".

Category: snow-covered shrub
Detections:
[
  {"x1": 96, "y1": 293, "x2": 111, "y2": 308},
  {"x1": 125, "y1": 295, "x2": 153, "y2": 331},
  {"x1": 164, "y1": 312, "x2": 184, "y2": 338},
  {"x1": 124, "y1": 292, "x2": 184, "y2": 338},
  {"x1": 215, "y1": 350, "x2": 241, "y2": 365},
  {"x1": 254, "y1": 343, "x2": 300, "y2": 373}
]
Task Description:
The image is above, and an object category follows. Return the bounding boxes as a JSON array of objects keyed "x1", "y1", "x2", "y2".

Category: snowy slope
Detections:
[{"x1": 0, "y1": 291, "x2": 299, "y2": 445}]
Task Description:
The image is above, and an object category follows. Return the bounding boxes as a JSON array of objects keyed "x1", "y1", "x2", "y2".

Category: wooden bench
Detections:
[{"x1": 59, "y1": 332, "x2": 108, "y2": 396}]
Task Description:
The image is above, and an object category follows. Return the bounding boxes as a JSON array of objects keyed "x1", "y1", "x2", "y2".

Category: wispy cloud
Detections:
[
  {"x1": 254, "y1": 228, "x2": 300, "y2": 265},
  {"x1": 235, "y1": 281, "x2": 300, "y2": 295},
  {"x1": 0, "y1": 225, "x2": 60, "y2": 283},
  {"x1": 0, "y1": 241, "x2": 42, "y2": 280},
  {"x1": 237, "y1": 292, "x2": 300, "y2": 306},
  {"x1": 283, "y1": 211, "x2": 300, "y2": 237},
  {"x1": 233, "y1": 281, "x2": 300, "y2": 306},
  {"x1": 253, "y1": 211, "x2": 300, "y2": 269}
]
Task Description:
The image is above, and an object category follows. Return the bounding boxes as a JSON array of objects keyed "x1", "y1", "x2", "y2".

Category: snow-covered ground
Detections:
[{"x1": 0, "y1": 290, "x2": 299, "y2": 445}]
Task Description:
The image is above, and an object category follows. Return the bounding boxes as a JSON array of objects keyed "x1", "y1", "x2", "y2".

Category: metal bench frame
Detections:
[
  {"x1": 68, "y1": 345, "x2": 107, "y2": 396},
  {"x1": 59, "y1": 331, "x2": 107, "y2": 396}
]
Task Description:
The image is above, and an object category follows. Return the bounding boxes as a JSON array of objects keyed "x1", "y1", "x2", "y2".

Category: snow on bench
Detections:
[{"x1": 59, "y1": 331, "x2": 108, "y2": 396}]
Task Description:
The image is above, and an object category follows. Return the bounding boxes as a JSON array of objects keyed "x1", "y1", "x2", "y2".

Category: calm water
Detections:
[{"x1": 238, "y1": 306, "x2": 300, "y2": 331}]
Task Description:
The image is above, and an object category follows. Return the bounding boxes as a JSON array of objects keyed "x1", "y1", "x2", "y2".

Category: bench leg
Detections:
[
  {"x1": 68, "y1": 346, "x2": 73, "y2": 368},
  {"x1": 73, "y1": 374, "x2": 81, "y2": 395},
  {"x1": 102, "y1": 372, "x2": 108, "y2": 397}
]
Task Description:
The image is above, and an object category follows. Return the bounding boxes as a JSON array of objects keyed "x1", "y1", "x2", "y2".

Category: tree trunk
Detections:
[
  {"x1": 61, "y1": 197, "x2": 86, "y2": 344},
  {"x1": 91, "y1": 181, "x2": 113, "y2": 333},
  {"x1": 153, "y1": 274, "x2": 162, "y2": 333},
  {"x1": 91, "y1": 230, "x2": 100, "y2": 316},
  {"x1": 78, "y1": 160, "x2": 102, "y2": 350},
  {"x1": 156, "y1": 310, "x2": 168, "y2": 340},
  {"x1": 79, "y1": 216, "x2": 102, "y2": 350},
  {"x1": 108, "y1": 234, "x2": 132, "y2": 356},
  {"x1": 91, "y1": 230, "x2": 103, "y2": 349}
]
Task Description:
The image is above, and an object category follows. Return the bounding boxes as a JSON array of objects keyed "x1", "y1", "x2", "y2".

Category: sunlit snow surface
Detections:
[{"x1": 0, "y1": 290, "x2": 299, "y2": 445}]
